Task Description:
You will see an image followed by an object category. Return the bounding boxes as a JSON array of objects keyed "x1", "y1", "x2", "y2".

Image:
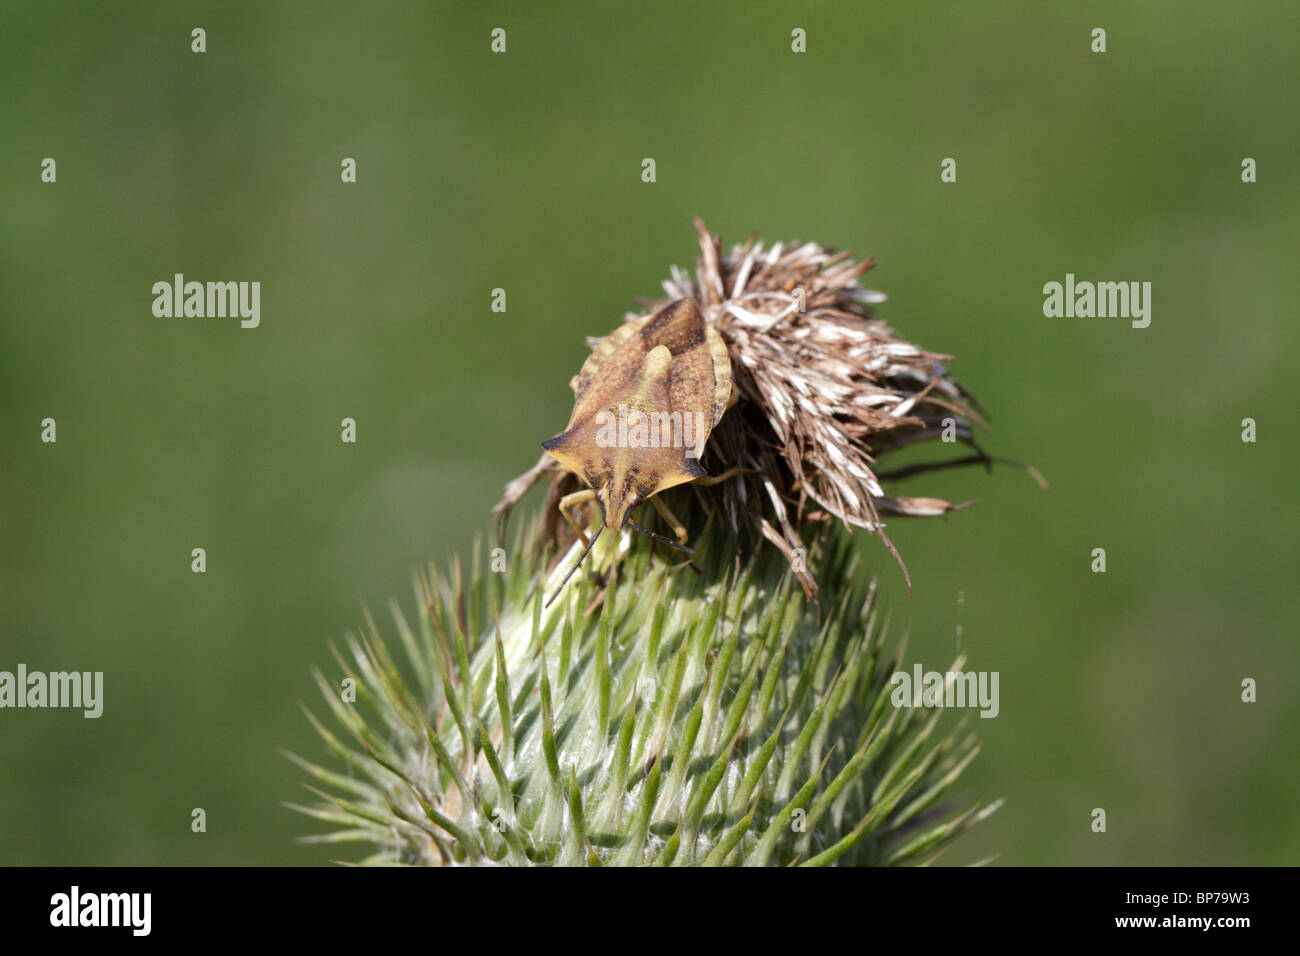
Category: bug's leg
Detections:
[
  {"x1": 557, "y1": 488, "x2": 598, "y2": 546},
  {"x1": 494, "y1": 452, "x2": 553, "y2": 517},
  {"x1": 493, "y1": 451, "x2": 556, "y2": 540},
  {"x1": 691, "y1": 466, "x2": 748, "y2": 486},
  {"x1": 650, "y1": 495, "x2": 689, "y2": 544}
]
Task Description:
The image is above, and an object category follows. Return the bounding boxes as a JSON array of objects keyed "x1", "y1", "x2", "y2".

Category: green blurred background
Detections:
[{"x1": 2, "y1": 1, "x2": 1297, "y2": 865}]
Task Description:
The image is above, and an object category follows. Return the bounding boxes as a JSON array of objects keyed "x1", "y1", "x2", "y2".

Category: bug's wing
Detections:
[
  {"x1": 543, "y1": 314, "x2": 662, "y2": 485},
  {"x1": 571, "y1": 299, "x2": 731, "y2": 422},
  {"x1": 563, "y1": 323, "x2": 657, "y2": 430},
  {"x1": 567, "y1": 299, "x2": 718, "y2": 426},
  {"x1": 568, "y1": 314, "x2": 654, "y2": 406},
  {"x1": 542, "y1": 298, "x2": 732, "y2": 497},
  {"x1": 704, "y1": 322, "x2": 732, "y2": 427},
  {"x1": 642, "y1": 299, "x2": 732, "y2": 454}
]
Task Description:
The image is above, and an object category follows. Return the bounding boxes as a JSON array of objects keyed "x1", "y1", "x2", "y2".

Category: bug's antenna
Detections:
[
  {"x1": 545, "y1": 524, "x2": 604, "y2": 609},
  {"x1": 627, "y1": 520, "x2": 695, "y2": 558}
]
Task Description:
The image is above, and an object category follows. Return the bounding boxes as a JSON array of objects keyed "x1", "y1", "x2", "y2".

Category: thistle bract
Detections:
[{"x1": 290, "y1": 513, "x2": 995, "y2": 865}]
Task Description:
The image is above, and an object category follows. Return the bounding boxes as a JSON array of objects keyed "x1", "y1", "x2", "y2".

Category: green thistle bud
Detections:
[{"x1": 288, "y1": 508, "x2": 996, "y2": 866}]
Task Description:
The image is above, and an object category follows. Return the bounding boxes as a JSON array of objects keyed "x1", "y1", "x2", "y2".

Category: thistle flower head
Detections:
[
  {"x1": 289, "y1": 518, "x2": 997, "y2": 866},
  {"x1": 293, "y1": 221, "x2": 1013, "y2": 866}
]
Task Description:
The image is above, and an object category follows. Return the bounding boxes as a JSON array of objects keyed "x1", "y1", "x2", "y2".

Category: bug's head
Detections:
[
  {"x1": 597, "y1": 478, "x2": 695, "y2": 559},
  {"x1": 545, "y1": 475, "x2": 693, "y2": 611},
  {"x1": 595, "y1": 482, "x2": 640, "y2": 532}
]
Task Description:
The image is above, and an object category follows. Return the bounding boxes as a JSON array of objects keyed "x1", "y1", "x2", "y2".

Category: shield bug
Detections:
[{"x1": 540, "y1": 298, "x2": 741, "y2": 605}]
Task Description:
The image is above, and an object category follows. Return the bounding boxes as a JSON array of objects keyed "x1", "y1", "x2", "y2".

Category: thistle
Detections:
[
  {"x1": 289, "y1": 507, "x2": 998, "y2": 865},
  {"x1": 290, "y1": 220, "x2": 1011, "y2": 865}
]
